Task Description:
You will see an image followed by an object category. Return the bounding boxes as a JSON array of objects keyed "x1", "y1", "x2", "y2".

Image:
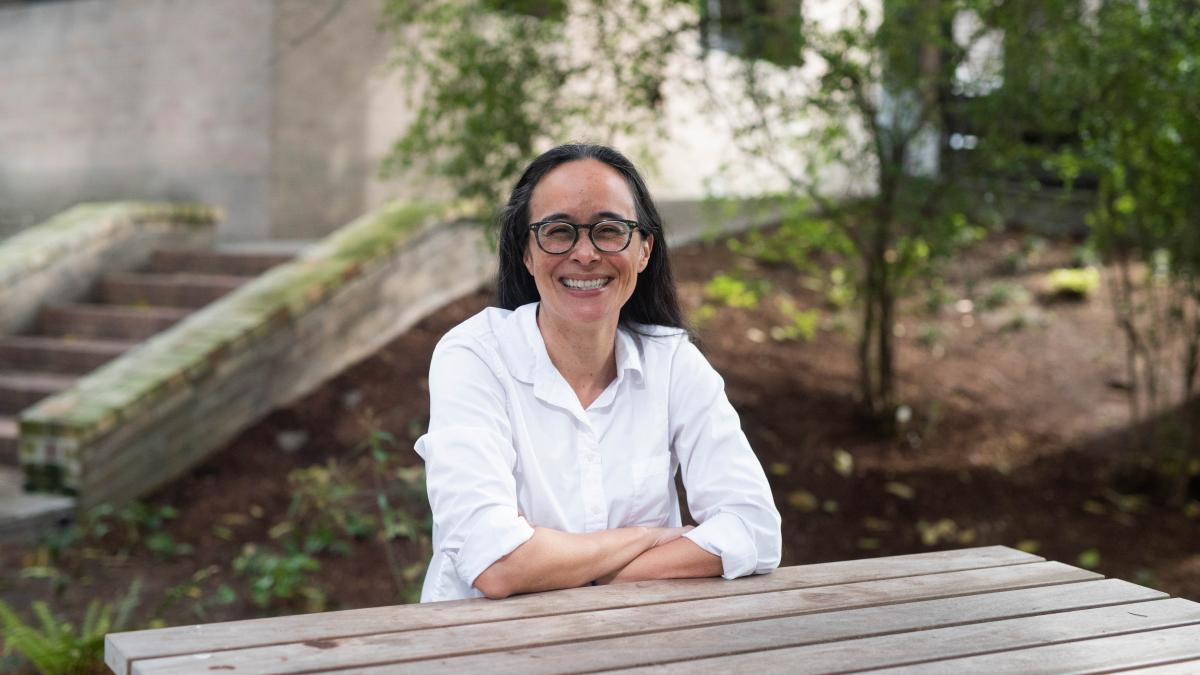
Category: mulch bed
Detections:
[{"x1": 2, "y1": 229, "x2": 1197, "y2": 642}]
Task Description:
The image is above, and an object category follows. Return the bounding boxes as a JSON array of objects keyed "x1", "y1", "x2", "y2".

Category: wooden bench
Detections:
[{"x1": 106, "y1": 546, "x2": 1200, "y2": 673}]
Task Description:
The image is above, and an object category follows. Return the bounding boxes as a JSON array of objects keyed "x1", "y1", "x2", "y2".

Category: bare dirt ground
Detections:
[{"x1": 2, "y1": 229, "x2": 1197, "y2": 656}]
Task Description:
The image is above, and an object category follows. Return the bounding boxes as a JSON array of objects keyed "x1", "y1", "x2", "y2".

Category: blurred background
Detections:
[{"x1": 0, "y1": 1, "x2": 1197, "y2": 672}]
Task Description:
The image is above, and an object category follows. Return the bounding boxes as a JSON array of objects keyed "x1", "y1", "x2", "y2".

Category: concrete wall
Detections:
[
  {"x1": 268, "y1": 0, "x2": 429, "y2": 240},
  {"x1": 1, "y1": 0, "x2": 869, "y2": 244},
  {"x1": 0, "y1": 0, "x2": 273, "y2": 242}
]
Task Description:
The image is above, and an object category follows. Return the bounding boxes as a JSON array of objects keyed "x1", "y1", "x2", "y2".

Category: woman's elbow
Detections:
[{"x1": 473, "y1": 564, "x2": 513, "y2": 599}]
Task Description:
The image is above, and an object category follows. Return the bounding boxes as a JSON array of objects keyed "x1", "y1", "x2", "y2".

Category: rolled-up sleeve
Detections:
[
  {"x1": 415, "y1": 337, "x2": 534, "y2": 590},
  {"x1": 670, "y1": 340, "x2": 782, "y2": 579}
]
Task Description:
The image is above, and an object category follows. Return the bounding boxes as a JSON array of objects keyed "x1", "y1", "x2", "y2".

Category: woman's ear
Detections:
[
  {"x1": 638, "y1": 234, "x2": 654, "y2": 273},
  {"x1": 523, "y1": 246, "x2": 533, "y2": 276}
]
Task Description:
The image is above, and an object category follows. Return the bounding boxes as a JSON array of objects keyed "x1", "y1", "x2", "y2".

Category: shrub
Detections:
[{"x1": 1045, "y1": 267, "x2": 1100, "y2": 300}]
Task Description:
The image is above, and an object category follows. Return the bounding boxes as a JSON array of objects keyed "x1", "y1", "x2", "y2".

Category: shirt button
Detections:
[
  {"x1": 589, "y1": 453, "x2": 600, "y2": 463},
  {"x1": 591, "y1": 505, "x2": 601, "y2": 515}
]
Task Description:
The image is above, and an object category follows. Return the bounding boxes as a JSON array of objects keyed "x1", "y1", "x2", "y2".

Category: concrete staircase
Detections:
[{"x1": 0, "y1": 247, "x2": 292, "y2": 536}]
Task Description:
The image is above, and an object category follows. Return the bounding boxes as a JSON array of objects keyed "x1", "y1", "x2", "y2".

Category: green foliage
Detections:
[
  {"x1": 1045, "y1": 267, "x2": 1099, "y2": 301},
  {"x1": 380, "y1": 0, "x2": 687, "y2": 207},
  {"x1": 0, "y1": 581, "x2": 141, "y2": 675},
  {"x1": 380, "y1": 0, "x2": 1026, "y2": 422},
  {"x1": 262, "y1": 428, "x2": 433, "y2": 606},
  {"x1": 981, "y1": 0, "x2": 1200, "y2": 441},
  {"x1": 704, "y1": 272, "x2": 768, "y2": 309},
  {"x1": 154, "y1": 566, "x2": 238, "y2": 621},
  {"x1": 770, "y1": 297, "x2": 820, "y2": 343},
  {"x1": 725, "y1": 205, "x2": 850, "y2": 275},
  {"x1": 232, "y1": 544, "x2": 324, "y2": 612}
]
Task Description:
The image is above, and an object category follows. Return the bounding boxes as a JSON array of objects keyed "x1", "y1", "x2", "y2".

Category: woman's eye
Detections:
[
  {"x1": 542, "y1": 223, "x2": 574, "y2": 238},
  {"x1": 594, "y1": 223, "x2": 625, "y2": 239}
]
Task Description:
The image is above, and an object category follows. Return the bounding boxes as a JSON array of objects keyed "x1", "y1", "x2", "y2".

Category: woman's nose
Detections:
[{"x1": 570, "y1": 230, "x2": 601, "y2": 262}]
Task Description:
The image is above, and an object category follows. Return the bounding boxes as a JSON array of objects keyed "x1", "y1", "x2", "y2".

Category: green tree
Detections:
[
  {"x1": 383, "y1": 0, "x2": 993, "y2": 425},
  {"x1": 981, "y1": 0, "x2": 1200, "y2": 496},
  {"x1": 986, "y1": 1, "x2": 1200, "y2": 412}
]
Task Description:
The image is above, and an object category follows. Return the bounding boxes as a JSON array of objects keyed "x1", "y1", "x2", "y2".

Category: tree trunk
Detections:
[{"x1": 859, "y1": 250, "x2": 879, "y2": 417}]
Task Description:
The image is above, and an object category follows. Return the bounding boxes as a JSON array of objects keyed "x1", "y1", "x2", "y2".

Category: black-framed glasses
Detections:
[{"x1": 528, "y1": 219, "x2": 642, "y2": 254}]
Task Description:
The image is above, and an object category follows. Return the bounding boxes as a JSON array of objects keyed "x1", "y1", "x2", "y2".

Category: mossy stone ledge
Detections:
[{"x1": 18, "y1": 201, "x2": 486, "y2": 502}]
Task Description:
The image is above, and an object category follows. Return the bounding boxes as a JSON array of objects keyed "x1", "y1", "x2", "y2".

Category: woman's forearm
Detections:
[
  {"x1": 597, "y1": 535, "x2": 723, "y2": 585},
  {"x1": 473, "y1": 526, "x2": 655, "y2": 599}
]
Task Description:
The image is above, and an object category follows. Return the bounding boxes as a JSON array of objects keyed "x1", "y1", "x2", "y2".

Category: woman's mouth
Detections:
[{"x1": 561, "y1": 277, "x2": 611, "y2": 290}]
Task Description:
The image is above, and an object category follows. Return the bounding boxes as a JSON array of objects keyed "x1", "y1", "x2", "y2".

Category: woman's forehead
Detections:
[{"x1": 529, "y1": 159, "x2": 635, "y2": 221}]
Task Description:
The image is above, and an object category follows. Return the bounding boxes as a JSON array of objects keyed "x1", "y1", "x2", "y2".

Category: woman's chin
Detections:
[{"x1": 545, "y1": 293, "x2": 620, "y2": 327}]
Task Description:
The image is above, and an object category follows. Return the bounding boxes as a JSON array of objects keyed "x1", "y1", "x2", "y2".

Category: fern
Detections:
[{"x1": 0, "y1": 580, "x2": 141, "y2": 675}]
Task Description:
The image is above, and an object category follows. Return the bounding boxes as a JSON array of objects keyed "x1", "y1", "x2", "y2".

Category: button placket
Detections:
[{"x1": 578, "y1": 424, "x2": 607, "y2": 530}]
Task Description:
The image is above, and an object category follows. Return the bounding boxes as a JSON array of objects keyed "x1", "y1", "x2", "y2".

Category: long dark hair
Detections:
[{"x1": 496, "y1": 143, "x2": 687, "y2": 333}]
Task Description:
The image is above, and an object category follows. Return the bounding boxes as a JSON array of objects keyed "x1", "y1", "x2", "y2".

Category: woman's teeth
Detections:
[{"x1": 562, "y1": 278, "x2": 610, "y2": 290}]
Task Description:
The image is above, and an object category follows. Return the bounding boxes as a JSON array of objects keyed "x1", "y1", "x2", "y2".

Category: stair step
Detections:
[
  {"x1": 0, "y1": 371, "x2": 76, "y2": 415},
  {"x1": 95, "y1": 273, "x2": 246, "y2": 308},
  {"x1": 146, "y1": 249, "x2": 292, "y2": 276},
  {"x1": 0, "y1": 465, "x2": 76, "y2": 544},
  {"x1": 0, "y1": 417, "x2": 16, "y2": 466},
  {"x1": 0, "y1": 335, "x2": 137, "y2": 374},
  {"x1": 38, "y1": 304, "x2": 191, "y2": 340}
]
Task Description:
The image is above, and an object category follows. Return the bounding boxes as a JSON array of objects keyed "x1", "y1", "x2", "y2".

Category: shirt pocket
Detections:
[{"x1": 627, "y1": 452, "x2": 673, "y2": 526}]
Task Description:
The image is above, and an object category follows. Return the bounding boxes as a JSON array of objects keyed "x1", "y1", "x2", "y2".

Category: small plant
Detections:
[
  {"x1": 825, "y1": 267, "x2": 854, "y2": 309},
  {"x1": 923, "y1": 279, "x2": 950, "y2": 315},
  {"x1": 981, "y1": 283, "x2": 1028, "y2": 311},
  {"x1": 770, "y1": 298, "x2": 820, "y2": 343},
  {"x1": 0, "y1": 581, "x2": 141, "y2": 675},
  {"x1": 232, "y1": 544, "x2": 324, "y2": 612},
  {"x1": 153, "y1": 566, "x2": 238, "y2": 621},
  {"x1": 916, "y1": 324, "x2": 942, "y2": 350},
  {"x1": 704, "y1": 272, "x2": 768, "y2": 309},
  {"x1": 1045, "y1": 267, "x2": 1100, "y2": 300},
  {"x1": 689, "y1": 303, "x2": 717, "y2": 329}
]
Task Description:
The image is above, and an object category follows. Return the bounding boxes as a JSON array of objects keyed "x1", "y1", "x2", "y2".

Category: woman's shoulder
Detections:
[
  {"x1": 440, "y1": 305, "x2": 515, "y2": 344},
  {"x1": 434, "y1": 303, "x2": 534, "y2": 366}
]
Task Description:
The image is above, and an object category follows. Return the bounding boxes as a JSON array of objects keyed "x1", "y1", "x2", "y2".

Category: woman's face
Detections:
[{"x1": 523, "y1": 159, "x2": 653, "y2": 330}]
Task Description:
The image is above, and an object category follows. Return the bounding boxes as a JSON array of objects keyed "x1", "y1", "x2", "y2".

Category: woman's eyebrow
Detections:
[{"x1": 536, "y1": 210, "x2": 629, "y2": 222}]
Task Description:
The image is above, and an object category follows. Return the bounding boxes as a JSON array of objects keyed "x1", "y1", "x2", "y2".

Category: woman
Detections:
[{"x1": 415, "y1": 143, "x2": 781, "y2": 602}]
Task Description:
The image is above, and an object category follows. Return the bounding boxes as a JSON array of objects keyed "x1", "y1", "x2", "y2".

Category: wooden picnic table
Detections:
[{"x1": 106, "y1": 545, "x2": 1200, "y2": 674}]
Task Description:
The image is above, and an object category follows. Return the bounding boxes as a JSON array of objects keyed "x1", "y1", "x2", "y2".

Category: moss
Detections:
[
  {"x1": 23, "y1": 200, "x2": 444, "y2": 444},
  {"x1": 0, "y1": 202, "x2": 219, "y2": 287}
]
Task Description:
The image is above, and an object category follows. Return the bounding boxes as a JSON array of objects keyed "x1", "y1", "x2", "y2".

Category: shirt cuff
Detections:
[
  {"x1": 454, "y1": 507, "x2": 535, "y2": 589},
  {"x1": 683, "y1": 512, "x2": 759, "y2": 580}
]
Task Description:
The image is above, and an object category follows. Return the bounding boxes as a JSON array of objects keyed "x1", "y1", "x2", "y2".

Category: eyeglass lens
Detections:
[{"x1": 538, "y1": 221, "x2": 632, "y2": 253}]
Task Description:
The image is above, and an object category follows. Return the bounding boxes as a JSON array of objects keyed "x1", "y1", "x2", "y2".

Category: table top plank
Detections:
[
  {"x1": 335, "y1": 579, "x2": 1165, "y2": 675},
  {"x1": 602, "y1": 598, "x2": 1200, "y2": 674},
  {"x1": 129, "y1": 562, "x2": 1104, "y2": 675},
  {"x1": 1109, "y1": 659, "x2": 1200, "y2": 674},
  {"x1": 107, "y1": 545, "x2": 1039, "y2": 674},
  {"x1": 863, "y1": 623, "x2": 1200, "y2": 674}
]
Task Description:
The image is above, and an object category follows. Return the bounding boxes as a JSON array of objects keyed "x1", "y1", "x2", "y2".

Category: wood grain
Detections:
[
  {"x1": 863, "y1": 623, "x2": 1200, "y2": 674},
  {"x1": 340, "y1": 580, "x2": 1165, "y2": 675},
  {"x1": 131, "y1": 561, "x2": 1100, "y2": 674},
  {"x1": 604, "y1": 599, "x2": 1200, "y2": 674},
  {"x1": 108, "y1": 546, "x2": 1039, "y2": 674}
]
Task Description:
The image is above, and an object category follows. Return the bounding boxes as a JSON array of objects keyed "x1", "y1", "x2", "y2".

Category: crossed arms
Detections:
[{"x1": 473, "y1": 524, "x2": 722, "y2": 600}]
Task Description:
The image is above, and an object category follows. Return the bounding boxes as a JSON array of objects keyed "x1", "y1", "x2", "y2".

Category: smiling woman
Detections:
[{"x1": 413, "y1": 143, "x2": 782, "y2": 602}]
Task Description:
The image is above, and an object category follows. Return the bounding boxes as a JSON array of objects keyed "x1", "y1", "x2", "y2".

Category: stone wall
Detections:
[{"x1": 0, "y1": 202, "x2": 217, "y2": 335}]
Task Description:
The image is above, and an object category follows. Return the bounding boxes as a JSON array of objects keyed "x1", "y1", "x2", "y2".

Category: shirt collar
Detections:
[{"x1": 506, "y1": 301, "x2": 645, "y2": 403}]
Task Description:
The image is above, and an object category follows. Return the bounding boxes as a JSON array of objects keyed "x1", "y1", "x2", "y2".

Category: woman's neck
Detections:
[{"x1": 536, "y1": 306, "x2": 619, "y2": 408}]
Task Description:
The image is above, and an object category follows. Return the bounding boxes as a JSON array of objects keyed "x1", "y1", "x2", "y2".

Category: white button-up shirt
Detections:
[{"x1": 415, "y1": 302, "x2": 782, "y2": 602}]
